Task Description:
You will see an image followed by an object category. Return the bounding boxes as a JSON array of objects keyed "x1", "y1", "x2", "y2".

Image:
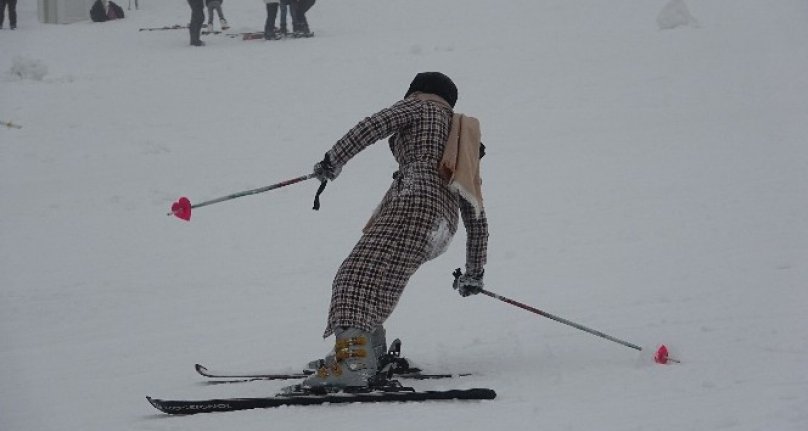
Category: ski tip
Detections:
[
  {"x1": 146, "y1": 396, "x2": 173, "y2": 414},
  {"x1": 473, "y1": 388, "x2": 497, "y2": 400},
  {"x1": 195, "y1": 363, "x2": 210, "y2": 375}
]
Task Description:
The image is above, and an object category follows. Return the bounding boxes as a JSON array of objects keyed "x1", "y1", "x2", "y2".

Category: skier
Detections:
[
  {"x1": 304, "y1": 72, "x2": 489, "y2": 389},
  {"x1": 278, "y1": 0, "x2": 292, "y2": 35},
  {"x1": 289, "y1": 0, "x2": 314, "y2": 37},
  {"x1": 186, "y1": 0, "x2": 205, "y2": 46},
  {"x1": 263, "y1": 0, "x2": 280, "y2": 40},
  {"x1": 89, "y1": 0, "x2": 124, "y2": 22},
  {"x1": 204, "y1": 0, "x2": 228, "y2": 32},
  {"x1": 0, "y1": 0, "x2": 17, "y2": 29}
]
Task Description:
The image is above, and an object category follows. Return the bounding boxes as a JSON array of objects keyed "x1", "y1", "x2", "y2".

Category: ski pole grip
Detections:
[{"x1": 452, "y1": 268, "x2": 463, "y2": 292}]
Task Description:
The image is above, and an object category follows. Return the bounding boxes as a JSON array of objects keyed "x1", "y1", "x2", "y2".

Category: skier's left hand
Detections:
[{"x1": 453, "y1": 268, "x2": 484, "y2": 297}]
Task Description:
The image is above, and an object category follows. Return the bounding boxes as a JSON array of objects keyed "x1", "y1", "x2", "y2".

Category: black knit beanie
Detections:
[{"x1": 405, "y1": 72, "x2": 458, "y2": 107}]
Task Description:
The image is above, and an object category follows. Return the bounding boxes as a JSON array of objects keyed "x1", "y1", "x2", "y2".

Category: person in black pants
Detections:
[
  {"x1": 0, "y1": 0, "x2": 17, "y2": 30},
  {"x1": 264, "y1": 0, "x2": 279, "y2": 40},
  {"x1": 279, "y1": 0, "x2": 292, "y2": 35},
  {"x1": 187, "y1": 0, "x2": 205, "y2": 46},
  {"x1": 290, "y1": 0, "x2": 315, "y2": 37}
]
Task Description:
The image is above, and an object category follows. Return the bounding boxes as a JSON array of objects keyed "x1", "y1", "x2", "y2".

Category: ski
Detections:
[
  {"x1": 195, "y1": 363, "x2": 312, "y2": 380},
  {"x1": 239, "y1": 32, "x2": 265, "y2": 40},
  {"x1": 147, "y1": 387, "x2": 495, "y2": 415},
  {"x1": 196, "y1": 338, "x2": 469, "y2": 383},
  {"x1": 195, "y1": 363, "x2": 471, "y2": 383},
  {"x1": 203, "y1": 373, "x2": 472, "y2": 384},
  {"x1": 226, "y1": 32, "x2": 315, "y2": 41},
  {"x1": 138, "y1": 25, "x2": 187, "y2": 32}
]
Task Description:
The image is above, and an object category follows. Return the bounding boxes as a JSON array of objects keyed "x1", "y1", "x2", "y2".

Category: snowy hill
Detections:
[{"x1": 1, "y1": 0, "x2": 807, "y2": 430}]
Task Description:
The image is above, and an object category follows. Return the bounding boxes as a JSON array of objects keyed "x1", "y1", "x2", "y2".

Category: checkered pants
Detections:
[{"x1": 324, "y1": 164, "x2": 462, "y2": 336}]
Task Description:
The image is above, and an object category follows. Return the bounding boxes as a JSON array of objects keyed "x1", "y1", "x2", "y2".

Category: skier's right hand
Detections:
[{"x1": 313, "y1": 153, "x2": 341, "y2": 182}]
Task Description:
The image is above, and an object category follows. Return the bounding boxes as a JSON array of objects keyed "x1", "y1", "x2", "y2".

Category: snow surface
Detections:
[{"x1": 2, "y1": 0, "x2": 807, "y2": 430}]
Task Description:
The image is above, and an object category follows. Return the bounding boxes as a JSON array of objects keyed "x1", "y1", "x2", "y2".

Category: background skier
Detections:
[
  {"x1": 186, "y1": 0, "x2": 205, "y2": 46},
  {"x1": 289, "y1": 0, "x2": 315, "y2": 37},
  {"x1": 204, "y1": 0, "x2": 228, "y2": 33},
  {"x1": 0, "y1": 0, "x2": 17, "y2": 29}
]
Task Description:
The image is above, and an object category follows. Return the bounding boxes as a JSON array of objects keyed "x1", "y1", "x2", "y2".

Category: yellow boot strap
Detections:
[
  {"x1": 335, "y1": 335, "x2": 368, "y2": 350},
  {"x1": 335, "y1": 348, "x2": 367, "y2": 361}
]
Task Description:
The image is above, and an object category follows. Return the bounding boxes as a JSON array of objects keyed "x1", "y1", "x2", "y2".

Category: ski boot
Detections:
[
  {"x1": 307, "y1": 325, "x2": 387, "y2": 371},
  {"x1": 293, "y1": 30, "x2": 314, "y2": 38},
  {"x1": 301, "y1": 327, "x2": 378, "y2": 390},
  {"x1": 291, "y1": 22, "x2": 313, "y2": 38},
  {"x1": 220, "y1": 18, "x2": 229, "y2": 31}
]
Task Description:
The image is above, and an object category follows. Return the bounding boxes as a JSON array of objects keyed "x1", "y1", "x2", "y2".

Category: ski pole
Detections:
[
  {"x1": 453, "y1": 269, "x2": 679, "y2": 364},
  {"x1": 168, "y1": 173, "x2": 320, "y2": 221}
]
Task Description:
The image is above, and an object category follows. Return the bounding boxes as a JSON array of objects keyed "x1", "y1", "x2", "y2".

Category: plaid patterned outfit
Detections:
[{"x1": 323, "y1": 97, "x2": 489, "y2": 337}]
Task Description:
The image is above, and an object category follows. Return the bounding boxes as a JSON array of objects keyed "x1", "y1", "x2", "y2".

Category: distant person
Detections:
[
  {"x1": 0, "y1": 0, "x2": 16, "y2": 29},
  {"x1": 204, "y1": 0, "x2": 228, "y2": 32},
  {"x1": 263, "y1": 0, "x2": 280, "y2": 40},
  {"x1": 289, "y1": 0, "x2": 314, "y2": 37},
  {"x1": 278, "y1": 0, "x2": 292, "y2": 35},
  {"x1": 90, "y1": 0, "x2": 124, "y2": 23},
  {"x1": 186, "y1": 0, "x2": 205, "y2": 46}
]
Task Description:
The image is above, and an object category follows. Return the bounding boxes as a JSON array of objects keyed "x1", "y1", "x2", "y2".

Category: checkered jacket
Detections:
[{"x1": 322, "y1": 96, "x2": 489, "y2": 337}]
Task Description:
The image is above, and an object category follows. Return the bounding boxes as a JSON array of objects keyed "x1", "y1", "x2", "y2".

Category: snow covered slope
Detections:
[{"x1": 1, "y1": 0, "x2": 806, "y2": 430}]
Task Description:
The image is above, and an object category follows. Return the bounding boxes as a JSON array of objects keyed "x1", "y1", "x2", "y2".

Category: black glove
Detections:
[
  {"x1": 313, "y1": 153, "x2": 341, "y2": 182},
  {"x1": 452, "y1": 268, "x2": 484, "y2": 297}
]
